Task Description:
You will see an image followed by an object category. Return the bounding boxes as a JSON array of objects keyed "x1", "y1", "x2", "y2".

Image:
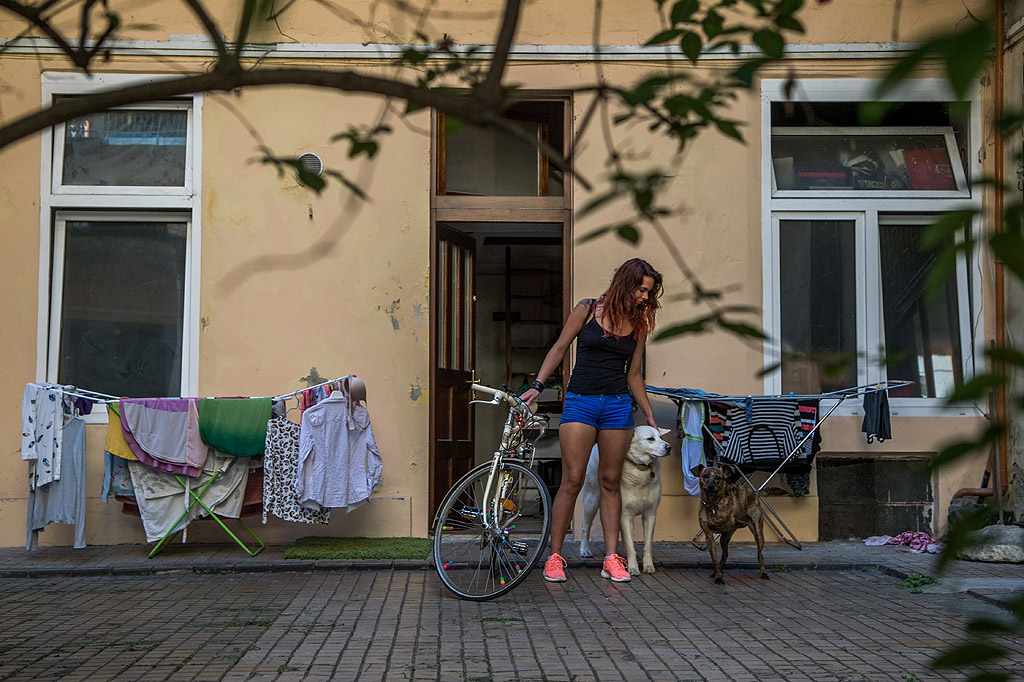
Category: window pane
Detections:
[
  {"x1": 58, "y1": 219, "x2": 187, "y2": 397},
  {"x1": 780, "y1": 220, "x2": 858, "y2": 393},
  {"x1": 879, "y1": 220, "x2": 963, "y2": 398},
  {"x1": 445, "y1": 121, "x2": 550, "y2": 196},
  {"x1": 772, "y1": 132, "x2": 959, "y2": 191},
  {"x1": 63, "y1": 109, "x2": 188, "y2": 186}
]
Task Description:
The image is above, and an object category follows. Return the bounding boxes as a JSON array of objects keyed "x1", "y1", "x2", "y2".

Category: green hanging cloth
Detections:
[{"x1": 198, "y1": 398, "x2": 273, "y2": 457}]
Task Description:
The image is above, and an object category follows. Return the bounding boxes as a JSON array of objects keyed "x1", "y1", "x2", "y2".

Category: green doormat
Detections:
[{"x1": 283, "y1": 536, "x2": 432, "y2": 560}]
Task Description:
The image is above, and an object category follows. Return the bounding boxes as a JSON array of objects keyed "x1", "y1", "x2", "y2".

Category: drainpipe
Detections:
[{"x1": 951, "y1": 1, "x2": 1009, "y2": 521}]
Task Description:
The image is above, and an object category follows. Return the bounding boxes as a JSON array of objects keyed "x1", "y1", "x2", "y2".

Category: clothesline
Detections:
[
  {"x1": 645, "y1": 379, "x2": 913, "y2": 404},
  {"x1": 37, "y1": 375, "x2": 355, "y2": 405}
]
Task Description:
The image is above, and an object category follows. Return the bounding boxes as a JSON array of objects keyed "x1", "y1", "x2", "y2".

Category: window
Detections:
[
  {"x1": 761, "y1": 79, "x2": 981, "y2": 414},
  {"x1": 39, "y1": 74, "x2": 201, "y2": 401},
  {"x1": 774, "y1": 213, "x2": 971, "y2": 401},
  {"x1": 50, "y1": 213, "x2": 188, "y2": 398},
  {"x1": 437, "y1": 101, "x2": 565, "y2": 197}
]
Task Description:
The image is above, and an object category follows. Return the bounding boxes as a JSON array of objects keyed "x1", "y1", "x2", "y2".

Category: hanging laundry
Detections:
[
  {"x1": 296, "y1": 391, "x2": 382, "y2": 512},
  {"x1": 73, "y1": 396, "x2": 94, "y2": 416},
  {"x1": 262, "y1": 416, "x2": 330, "y2": 525},
  {"x1": 862, "y1": 389, "x2": 892, "y2": 444},
  {"x1": 722, "y1": 399, "x2": 800, "y2": 465},
  {"x1": 127, "y1": 452, "x2": 248, "y2": 543},
  {"x1": 21, "y1": 383, "x2": 65, "y2": 489},
  {"x1": 101, "y1": 451, "x2": 135, "y2": 502},
  {"x1": 104, "y1": 405, "x2": 138, "y2": 461},
  {"x1": 27, "y1": 415, "x2": 86, "y2": 549},
  {"x1": 119, "y1": 398, "x2": 204, "y2": 477},
  {"x1": 678, "y1": 401, "x2": 705, "y2": 497},
  {"x1": 198, "y1": 398, "x2": 272, "y2": 457}
]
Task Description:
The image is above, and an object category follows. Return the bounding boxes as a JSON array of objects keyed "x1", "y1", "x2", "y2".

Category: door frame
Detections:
[{"x1": 428, "y1": 95, "x2": 573, "y2": 515}]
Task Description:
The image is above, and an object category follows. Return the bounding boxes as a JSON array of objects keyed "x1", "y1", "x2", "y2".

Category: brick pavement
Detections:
[{"x1": 0, "y1": 565, "x2": 1020, "y2": 681}]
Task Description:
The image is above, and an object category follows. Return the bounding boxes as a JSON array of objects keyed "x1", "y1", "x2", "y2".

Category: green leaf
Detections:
[
  {"x1": 445, "y1": 116, "x2": 464, "y2": 136},
  {"x1": 702, "y1": 10, "x2": 725, "y2": 40},
  {"x1": 986, "y1": 345, "x2": 1024, "y2": 367},
  {"x1": 405, "y1": 100, "x2": 427, "y2": 114},
  {"x1": 576, "y1": 225, "x2": 615, "y2": 244},
  {"x1": 878, "y1": 21, "x2": 993, "y2": 100},
  {"x1": 774, "y1": 14, "x2": 804, "y2": 33},
  {"x1": 930, "y1": 424, "x2": 1002, "y2": 470},
  {"x1": 964, "y1": 617, "x2": 1022, "y2": 636},
  {"x1": 756, "y1": 361, "x2": 782, "y2": 377},
  {"x1": 731, "y1": 58, "x2": 771, "y2": 88},
  {"x1": 939, "y1": 22, "x2": 994, "y2": 100},
  {"x1": 946, "y1": 373, "x2": 1004, "y2": 403},
  {"x1": 931, "y1": 642, "x2": 1006, "y2": 669},
  {"x1": 670, "y1": 0, "x2": 700, "y2": 24},
  {"x1": 715, "y1": 118, "x2": 744, "y2": 141},
  {"x1": 717, "y1": 318, "x2": 768, "y2": 339},
  {"x1": 645, "y1": 28, "x2": 684, "y2": 45},
  {"x1": 616, "y1": 225, "x2": 640, "y2": 244},
  {"x1": 654, "y1": 315, "x2": 717, "y2": 340},
  {"x1": 680, "y1": 31, "x2": 703, "y2": 63},
  {"x1": 578, "y1": 189, "x2": 624, "y2": 218},
  {"x1": 990, "y1": 231, "x2": 1024, "y2": 283},
  {"x1": 921, "y1": 210, "x2": 974, "y2": 249},
  {"x1": 752, "y1": 30, "x2": 784, "y2": 58}
]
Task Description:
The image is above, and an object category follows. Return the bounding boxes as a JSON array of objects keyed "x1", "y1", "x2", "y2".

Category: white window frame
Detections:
[
  {"x1": 761, "y1": 78, "x2": 984, "y2": 417},
  {"x1": 50, "y1": 100, "x2": 195, "y2": 196},
  {"x1": 38, "y1": 73, "x2": 202, "y2": 421}
]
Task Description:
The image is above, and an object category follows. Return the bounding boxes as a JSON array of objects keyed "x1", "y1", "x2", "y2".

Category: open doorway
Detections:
[
  {"x1": 428, "y1": 96, "x2": 571, "y2": 518},
  {"x1": 429, "y1": 220, "x2": 568, "y2": 516}
]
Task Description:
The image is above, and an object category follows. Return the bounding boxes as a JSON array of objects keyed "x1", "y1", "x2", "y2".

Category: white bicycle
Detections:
[{"x1": 431, "y1": 383, "x2": 553, "y2": 600}]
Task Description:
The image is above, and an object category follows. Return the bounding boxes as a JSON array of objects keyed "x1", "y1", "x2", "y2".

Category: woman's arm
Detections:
[
  {"x1": 519, "y1": 300, "x2": 590, "y2": 405},
  {"x1": 627, "y1": 332, "x2": 658, "y2": 428}
]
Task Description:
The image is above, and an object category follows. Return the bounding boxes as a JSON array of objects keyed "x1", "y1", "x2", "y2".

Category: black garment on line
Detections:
[
  {"x1": 566, "y1": 303, "x2": 638, "y2": 396},
  {"x1": 861, "y1": 390, "x2": 892, "y2": 444}
]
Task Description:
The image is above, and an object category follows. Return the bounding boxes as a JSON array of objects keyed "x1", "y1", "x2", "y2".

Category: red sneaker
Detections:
[
  {"x1": 601, "y1": 554, "x2": 631, "y2": 582},
  {"x1": 543, "y1": 553, "x2": 567, "y2": 582}
]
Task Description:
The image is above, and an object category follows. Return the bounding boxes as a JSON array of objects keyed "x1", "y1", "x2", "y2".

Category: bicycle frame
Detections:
[{"x1": 466, "y1": 384, "x2": 549, "y2": 534}]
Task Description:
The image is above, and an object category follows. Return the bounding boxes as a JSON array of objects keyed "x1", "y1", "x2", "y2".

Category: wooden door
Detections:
[{"x1": 430, "y1": 223, "x2": 476, "y2": 518}]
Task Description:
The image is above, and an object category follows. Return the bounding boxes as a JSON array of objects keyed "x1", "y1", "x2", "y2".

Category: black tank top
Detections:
[{"x1": 566, "y1": 303, "x2": 638, "y2": 395}]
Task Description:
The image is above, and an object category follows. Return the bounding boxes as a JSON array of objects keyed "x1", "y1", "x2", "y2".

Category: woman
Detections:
[{"x1": 520, "y1": 258, "x2": 663, "y2": 583}]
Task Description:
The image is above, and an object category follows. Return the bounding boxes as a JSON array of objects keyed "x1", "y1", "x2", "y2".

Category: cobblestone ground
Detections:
[{"x1": 0, "y1": 568, "x2": 1020, "y2": 682}]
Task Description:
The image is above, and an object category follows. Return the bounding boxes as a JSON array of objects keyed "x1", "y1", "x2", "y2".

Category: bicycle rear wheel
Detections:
[{"x1": 433, "y1": 461, "x2": 552, "y2": 601}]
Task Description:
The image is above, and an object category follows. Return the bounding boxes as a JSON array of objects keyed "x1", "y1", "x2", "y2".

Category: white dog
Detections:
[{"x1": 578, "y1": 426, "x2": 673, "y2": 575}]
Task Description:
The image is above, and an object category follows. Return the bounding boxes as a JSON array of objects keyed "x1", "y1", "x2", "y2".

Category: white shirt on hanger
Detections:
[{"x1": 295, "y1": 392, "x2": 382, "y2": 512}]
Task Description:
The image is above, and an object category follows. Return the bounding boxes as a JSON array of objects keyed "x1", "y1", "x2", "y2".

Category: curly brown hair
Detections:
[{"x1": 595, "y1": 258, "x2": 663, "y2": 339}]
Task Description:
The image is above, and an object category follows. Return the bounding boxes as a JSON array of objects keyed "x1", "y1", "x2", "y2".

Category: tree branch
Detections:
[
  {"x1": 0, "y1": 64, "x2": 506, "y2": 152},
  {"x1": 0, "y1": 0, "x2": 87, "y2": 68},
  {"x1": 182, "y1": 0, "x2": 229, "y2": 61},
  {"x1": 479, "y1": 0, "x2": 520, "y2": 105}
]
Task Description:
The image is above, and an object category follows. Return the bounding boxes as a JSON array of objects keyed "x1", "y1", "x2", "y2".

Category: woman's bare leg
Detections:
[
  {"x1": 597, "y1": 428, "x2": 633, "y2": 555},
  {"x1": 549, "y1": 421, "x2": 598, "y2": 556}
]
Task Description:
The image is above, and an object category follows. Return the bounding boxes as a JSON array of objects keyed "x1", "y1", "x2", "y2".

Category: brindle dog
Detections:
[{"x1": 691, "y1": 463, "x2": 769, "y2": 584}]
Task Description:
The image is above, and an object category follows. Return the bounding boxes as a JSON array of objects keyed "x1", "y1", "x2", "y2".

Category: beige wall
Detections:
[
  {"x1": 0, "y1": 0, "x2": 999, "y2": 547},
  {"x1": 0, "y1": 0, "x2": 987, "y2": 48}
]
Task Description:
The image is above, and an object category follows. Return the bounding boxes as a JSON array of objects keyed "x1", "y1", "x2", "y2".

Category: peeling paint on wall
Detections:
[
  {"x1": 299, "y1": 367, "x2": 326, "y2": 386},
  {"x1": 412, "y1": 304, "x2": 423, "y2": 326},
  {"x1": 410, "y1": 379, "x2": 423, "y2": 402},
  {"x1": 386, "y1": 299, "x2": 401, "y2": 331}
]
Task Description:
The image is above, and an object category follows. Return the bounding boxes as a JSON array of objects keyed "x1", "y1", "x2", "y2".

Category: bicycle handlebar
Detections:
[{"x1": 471, "y1": 383, "x2": 539, "y2": 419}]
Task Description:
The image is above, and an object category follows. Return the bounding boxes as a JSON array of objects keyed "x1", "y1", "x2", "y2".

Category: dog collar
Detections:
[{"x1": 627, "y1": 459, "x2": 656, "y2": 478}]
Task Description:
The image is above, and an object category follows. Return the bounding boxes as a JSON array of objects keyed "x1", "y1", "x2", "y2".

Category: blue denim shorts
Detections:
[{"x1": 559, "y1": 392, "x2": 634, "y2": 430}]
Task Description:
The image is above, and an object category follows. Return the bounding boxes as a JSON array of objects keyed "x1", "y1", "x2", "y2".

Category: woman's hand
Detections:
[
  {"x1": 520, "y1": 388, "x2": 540, "y2": 405},
  {"x1": 644, "y1": 413, "x2": 658, "y2": 429}
]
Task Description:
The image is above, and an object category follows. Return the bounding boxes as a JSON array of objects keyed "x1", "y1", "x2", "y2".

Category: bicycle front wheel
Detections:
[{"x1": 433, "y1": 461, "x2": 552, "y2": 601}]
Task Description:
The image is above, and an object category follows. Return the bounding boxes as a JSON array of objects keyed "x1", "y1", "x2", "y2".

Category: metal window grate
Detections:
[{"x1": 817, "y1": 457, "x2": 933, "y2": 539}]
